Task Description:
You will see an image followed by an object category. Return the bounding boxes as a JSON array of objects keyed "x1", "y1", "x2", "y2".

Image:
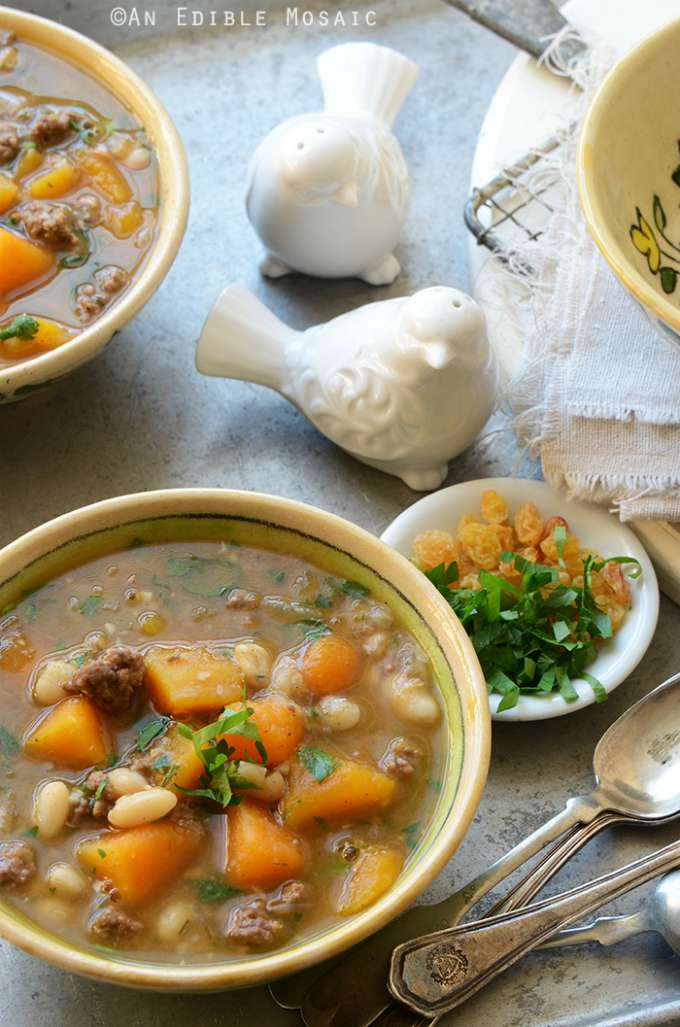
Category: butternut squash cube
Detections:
[
  {"x1": 78, "y1": 820, "x2": 203, "y2": 906},
  {"x1": 105, "y1": 199, "x2": 144, "y2": 239},
  {"x1": 0, "y1": 227, "x2": 55, "y2": 298},
  {"x1": 283, "y1": 755, "x2": 396, "y2": 830},
  {"x1": 225, "y1": 800, "x2": 305, "y2": 891},
  {"x1": 223, "y1": 698, "x2": 305, "y2": 766},
  {"x1": 145, "y1": 646, "x2": 245, "y2": 717},
  {"x1": 0, "y1": 174, "x2": 18, "y2": 214},
  {"x1": 29, "y1": 159, "x2": 80, "y2": 199},
  {"x1": 1, "y1": 317, "x2": 72, "y2": 360},
  {"x1": 333, "y1": 846, "x2": 403, "y2": 916},
  {"x1": 23, "y1": 696, "x2": 109, "y2": 769},
  {"x1": 77, "y1": 150, "x2": 131, "y2": 204}
]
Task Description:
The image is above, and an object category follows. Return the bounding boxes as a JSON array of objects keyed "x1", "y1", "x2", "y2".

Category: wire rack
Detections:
[{"x1": 464, "y1": 134, "x2": 565, "y2": 273}]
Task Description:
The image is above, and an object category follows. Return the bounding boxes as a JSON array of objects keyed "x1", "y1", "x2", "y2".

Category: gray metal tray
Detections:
[{"x1": 1, "y1": 2, "x2": 679, "y2": 1025}]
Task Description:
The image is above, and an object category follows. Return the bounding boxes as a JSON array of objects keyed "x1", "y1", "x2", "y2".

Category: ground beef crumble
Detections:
[
  {"x1": 29, "y1": 109, "x2": 74, "y2": 147},
  {"x1": 89, "y1": 904, "x2": 142, "y2": 943},
  {"x1": 0, "y1": 122, "x2": 19, "y2": 165},
  {"x1": 65, "y1": 640, "x2": 146, "y2": 714},
  {"x1": 65, "y1": 644, "x2": 146, "y2": 714},
  {"x1": 0, "y1": 840, "x2": 36, "y2": 886},
  {"x1": 380, "y1": 737, "x2": 423, "y2": 779},
  {"x1": 226, "y1": 881, "x2": 309, "y2": 946},
  {"x1": 19, "y1": 201, "x2": 78, "y2": 249},
  {"x1": 226, "y1": 900, "x2": 285, "y2": 946}
]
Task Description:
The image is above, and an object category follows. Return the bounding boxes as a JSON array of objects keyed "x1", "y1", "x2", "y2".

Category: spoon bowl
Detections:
[
  {"x1": 652, "y1": 869, "x2": 680, "y2": 952},
  {"x1": 593, "y1": 671, "x2": 680, "y2": 819}
]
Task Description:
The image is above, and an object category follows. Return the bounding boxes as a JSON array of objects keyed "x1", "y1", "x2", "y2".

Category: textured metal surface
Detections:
[
  {"x1": 441, "y1": 0, "x2": 585, "y2": 62},
  {"x1": 0, "y1": 1, "x2": 679, "y2": 1026},
  {"x1": 391, "y1": 840, "x2": 680, "y2": 1016}
]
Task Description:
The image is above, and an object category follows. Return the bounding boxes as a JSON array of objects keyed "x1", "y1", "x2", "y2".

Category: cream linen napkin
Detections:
[{"x1": 508, "y1": 0, "x2": 680, "y2": 521}]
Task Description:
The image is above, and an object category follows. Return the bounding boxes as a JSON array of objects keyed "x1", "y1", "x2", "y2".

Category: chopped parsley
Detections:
[
  {"x1": 425, "y1": 551, "x2": 642, "y2": 711},
  {"x1": 0, "y1": 315, "x2": 39, "y2": 342},
  {"x1": 135, "y1": 717, "x2": 170, "y2": 751},
  {"x1": 0, "y1": 726, "x2": 19, "y2": 758},
  {"x1": 297, "y1": 619, "x2": 331, "y2": 640},
  {"x1": 176, "y1": 705, "x2": 266, "y2": 808},
  {"x1": 401, "y1": 822, "x2": 420, "y2": 851},
  {"x1": 298, "y1": 745, "x2": 339, "y2": 783},
  {"x1": 79, "y1": 594, "x2": 103, "y2": 617},
  {"x1": 192, "y1": 876, "x2": 241, "y2": 903},
  {"x1": 338, "y1": 579, "x2": 370, "y2": 598}
]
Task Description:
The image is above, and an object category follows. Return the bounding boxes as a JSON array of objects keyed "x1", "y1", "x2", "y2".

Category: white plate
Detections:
[{"x1": 381, "y1": 478, "x2": 659, "y2": 721}]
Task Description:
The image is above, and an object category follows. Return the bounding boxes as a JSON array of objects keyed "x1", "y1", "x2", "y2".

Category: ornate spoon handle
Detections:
[{"x1": 389, "y1": 837, "x2": 680, "y2": 1018}]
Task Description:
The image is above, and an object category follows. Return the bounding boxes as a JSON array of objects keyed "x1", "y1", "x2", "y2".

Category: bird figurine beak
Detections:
[
  {"x1": 424, "y1": 341, "x2": 452, "y2": 369},
  {"x1": 330, "y1": 181, "x2": 359, "y2": 207}
]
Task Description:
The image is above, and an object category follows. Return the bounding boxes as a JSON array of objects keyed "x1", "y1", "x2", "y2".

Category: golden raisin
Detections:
[
  {"x1": 458, "y1": 523, "x2": 502, "y2": 571},
  {"x1": 540, "y1": 532, "x2": 580, "y2": 566},
  {"x1": 413, "y1": 530, "x2": 458, "y2": 571},
  {"x1": 514, "y1": 503, "x2": 544, "y2": 545},
  {"x1": 480, "y1": 490, "x2": 508, "y2": 525}
]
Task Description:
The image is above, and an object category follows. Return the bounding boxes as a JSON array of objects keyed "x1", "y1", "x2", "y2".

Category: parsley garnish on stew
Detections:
[
  {"x1": 177, "y1": 705, "x2": 267, "y2": 807},
  {"x1": 191, "y1": 876, "x2": 241, "y2": 903},
  {"x1": 425, "y1": 551, "x2": 641, "y2": 711},
  {"x1": 298, "y1": 745, "x2": 339, "y2": 783},
  {"x1": 0, "y1": 315, "x2": 39, "y2": 342}
]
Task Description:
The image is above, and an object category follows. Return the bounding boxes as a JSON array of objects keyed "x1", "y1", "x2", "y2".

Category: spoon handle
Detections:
[
  {"x1": 489, "y1": 811, "x2": 629, "y2": 915},
  {"x1": 389, "y1": 836, "x2": 680, "y2": 1017},
  {"x1": 431, "y1": 795, "x2": 595, "y2": 924},
  {"x1": 541, "y1": 909, "x2": 648, "y2": 949}
]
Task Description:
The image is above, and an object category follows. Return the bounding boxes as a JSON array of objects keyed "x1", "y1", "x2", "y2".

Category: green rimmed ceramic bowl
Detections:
[
  {"x1": 578, "y1": 17, "x2": 680, "y2": 345},
  {"x1": 0, "y1": 489, "x2": 490, "y2": 991}
]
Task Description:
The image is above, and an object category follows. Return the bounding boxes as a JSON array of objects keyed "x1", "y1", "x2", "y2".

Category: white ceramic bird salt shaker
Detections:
[
  {"x1": 245, "y1": 41, "x2": 417, "y2": 285},
  {"x1": 196, "y1": 284, "x2": 496, "y2": 490}
]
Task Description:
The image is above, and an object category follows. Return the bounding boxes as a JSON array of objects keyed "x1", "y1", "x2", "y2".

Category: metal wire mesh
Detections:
[{"x1": 464, "y1": 135, "x2": 564, "y2": 273}]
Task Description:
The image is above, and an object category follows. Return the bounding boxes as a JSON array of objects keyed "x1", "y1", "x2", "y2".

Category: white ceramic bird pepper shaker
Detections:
[
  {"x1": 245, "y1": 41, "x2": 417, "y2": 285},
  {"x1": 196, "y1": 284, "x2": 496, "y2": 490}
]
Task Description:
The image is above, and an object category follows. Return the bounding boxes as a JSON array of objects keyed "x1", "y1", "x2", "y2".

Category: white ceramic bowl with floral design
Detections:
[{"x1": 578, "y1": 17, "x2": 680, "y2": 346}]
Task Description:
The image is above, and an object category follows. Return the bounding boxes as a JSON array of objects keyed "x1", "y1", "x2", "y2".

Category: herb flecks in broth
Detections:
[
  {"x1": 0, "y1": 540, "x2": 443, "y2": 959},
  {"x1": 0, "y1": 27, "x2": 159, "y2": 366}
]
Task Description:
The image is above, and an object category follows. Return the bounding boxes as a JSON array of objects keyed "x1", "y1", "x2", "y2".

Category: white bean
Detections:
[
  {"x1": 385, "y1": 673, "x2": 441, "y2": 726},
  {"x1": 108, "y1": 787, "x2": 177, "y2": 828},
  {"x1": 46, "y1": 862, "x2": 88, "y2": 900},
  {"x1": 33, "y1": 660, "x2": 73, "y2": 706},
  {"x1": 270, "y1": 656, "x2": 306, "y2": 700},
  {"x1": 156, "y1": 900, "x2": 194, "y2": 943},
  {"x1": 34, "y1": 780, "x2": 70, "y2": 840},
  {"x1": 235, "y1": 761, "x2": 268, "y2": 788},
  {"x1": 315, "y1": 695, "x2": 361, "y2": 732},
  {"x1": 33, "y1": 896, "x2": 69, "y2": 925},
  {"x1": 234, "y1": 642, "x2": 273, "y2": 689},
  {"x1": 122, "y1": 145, "x2": 151, "y2": 170},
  {"x1": 251, "y1": 770, "x2": 285, "y2": 803},
  {"x1": 107, "y1": 768, "x2": 148, "y2": 797}
]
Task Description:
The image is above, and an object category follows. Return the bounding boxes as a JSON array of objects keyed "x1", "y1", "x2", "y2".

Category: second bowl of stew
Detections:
[
  {"x1": 0, "y1": 7, "x2": 188, "y2": 401},
  {"x1": 0, "y1": 489, "x2": 489, "y2": 990}
]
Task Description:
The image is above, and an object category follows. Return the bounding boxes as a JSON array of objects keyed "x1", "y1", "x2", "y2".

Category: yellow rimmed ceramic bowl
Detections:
[
  {"x1": 0, "y1": 7, "x2": 189, "y2": 403},
  {"x1": 578, "y1": 18, "x2": 680, "y2": 346},
  {"x1": 0, "y1": 489, "x2": 490, "y2": 991}
]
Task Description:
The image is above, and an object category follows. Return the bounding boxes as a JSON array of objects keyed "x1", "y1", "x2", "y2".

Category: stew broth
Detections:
[
  {"x1": 0, "y1": 28, "x2": 159, "y2": 367},
  {"x1": 0, "y1": 539, "x2": 445, "y2": 960}
]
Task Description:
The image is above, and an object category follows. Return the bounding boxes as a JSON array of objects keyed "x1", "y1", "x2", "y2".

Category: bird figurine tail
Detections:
[
  {"x1": 195, "y1": 284, "x2": 295, "y2": 391},
  {"x1": 317, "y1": 42, "x2": 417, "y2": 128}
]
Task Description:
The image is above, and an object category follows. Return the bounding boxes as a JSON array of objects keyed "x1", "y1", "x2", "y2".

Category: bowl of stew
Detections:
[
  {"x1": 0, "y1": 7, "x2": 188, "y2": 402},
  {"x1": 0, "y1": 489, "x2": 489, "y2": 990}
]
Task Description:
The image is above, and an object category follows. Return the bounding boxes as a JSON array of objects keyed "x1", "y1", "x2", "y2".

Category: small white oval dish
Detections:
[{"x1": 381, "y1": 478, "x2": 660, "y2": 722}]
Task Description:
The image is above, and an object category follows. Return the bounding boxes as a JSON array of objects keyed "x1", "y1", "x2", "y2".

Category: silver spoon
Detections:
[
  {"x1": 389, "y1": 836, "x2": 680, "y2": 1018},
  {"x1": 271, "y1": 672, "x2": 680, "y2": 1026},
  {"x1": 541, "y1": 866, "x2": 680, "y2": 953}
]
